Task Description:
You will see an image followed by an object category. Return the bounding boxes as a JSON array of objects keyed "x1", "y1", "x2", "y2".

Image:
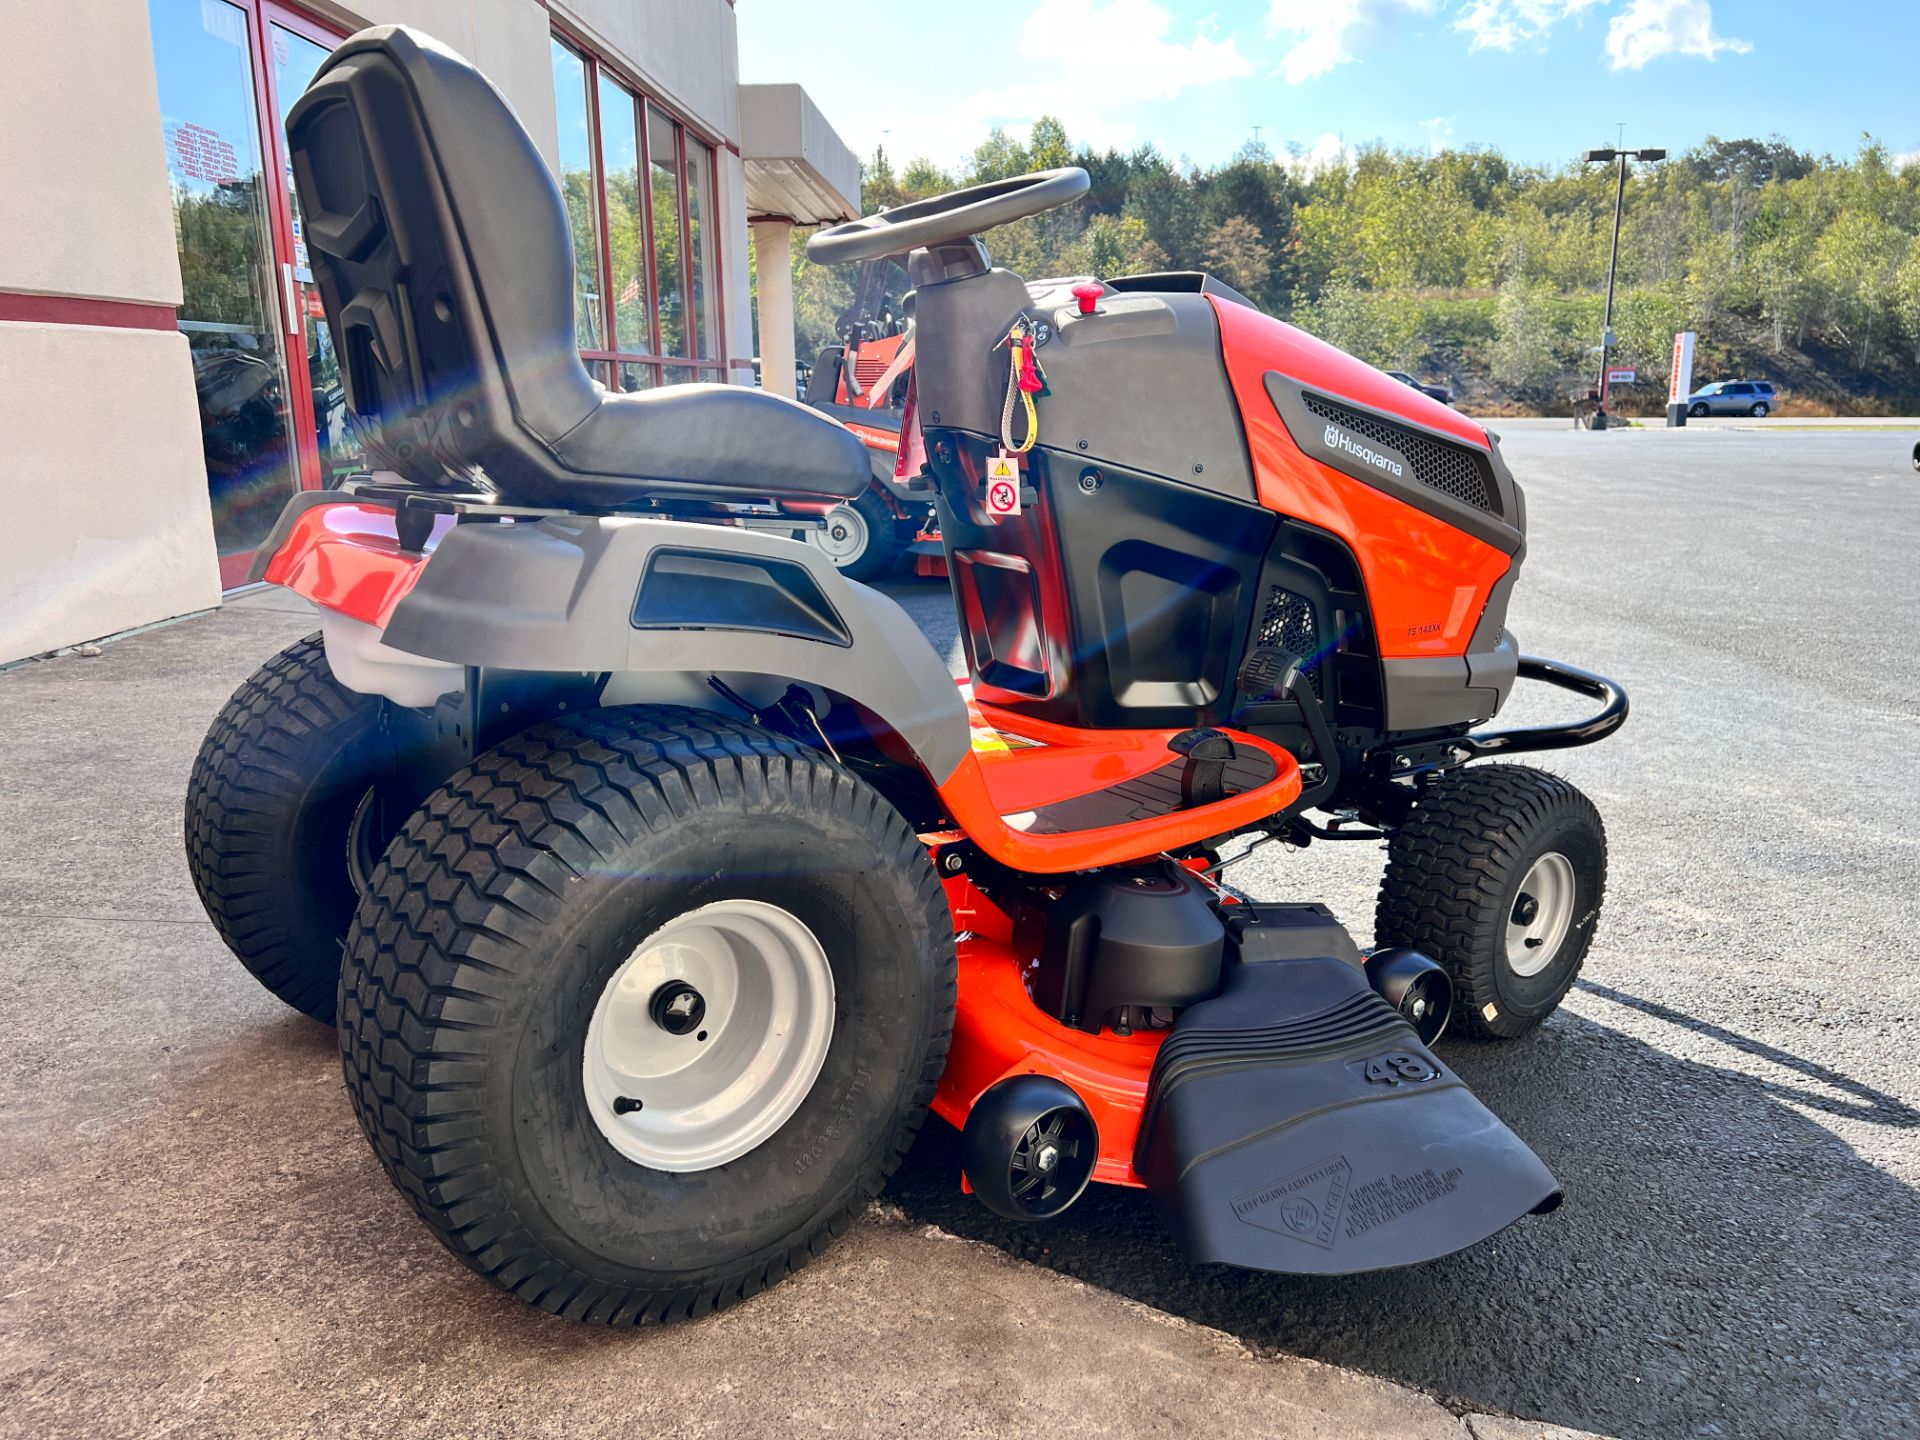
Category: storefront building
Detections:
[{"x1": 0, "y1": 0, "x2": 857, "y2": 664}]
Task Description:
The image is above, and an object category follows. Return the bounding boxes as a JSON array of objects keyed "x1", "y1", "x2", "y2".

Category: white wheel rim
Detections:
[
  {"x1": 583, "y1": 899, "x2": 836, "y2": 1173},
  {"x1": 1505, "y1": 852, "x2": 1576, "y2": 978},
  {"x1": 804, "y1": 503, "x2": 869, "y2": 566}
]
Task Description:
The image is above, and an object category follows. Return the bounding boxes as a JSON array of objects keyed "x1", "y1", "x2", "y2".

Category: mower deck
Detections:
[{"x1": 936, "y1": 877, "x2": 1164, "y2": 1186}]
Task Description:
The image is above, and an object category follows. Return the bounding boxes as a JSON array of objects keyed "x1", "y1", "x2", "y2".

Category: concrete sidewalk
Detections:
[{"x1": 0, "y1": 593, "x2": 1604, "y2": 1440}]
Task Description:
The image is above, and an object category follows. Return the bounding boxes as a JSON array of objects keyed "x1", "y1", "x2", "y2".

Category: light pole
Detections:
[{"x1": 1582, "y1": 144, "x2": 1665, "y2": 429}]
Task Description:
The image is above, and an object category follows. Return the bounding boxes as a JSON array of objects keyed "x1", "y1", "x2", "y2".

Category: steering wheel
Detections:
[{"x1": 807, "y1": 167, "x2": 1090, "y2": 267}]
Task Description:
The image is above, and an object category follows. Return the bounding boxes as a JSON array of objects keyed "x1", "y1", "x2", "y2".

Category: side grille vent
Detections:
[
  {"x1": 1254, "y1": 585, "x2": 1320, "y2": 692},
  {"x1": 1303, "y1": 392, "x2": 1497, "y2": 514}
]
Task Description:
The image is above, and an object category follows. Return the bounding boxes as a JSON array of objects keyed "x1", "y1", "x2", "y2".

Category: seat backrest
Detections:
[{"x1": 286, "y1": 26, "x2": 599, "y2": 491}]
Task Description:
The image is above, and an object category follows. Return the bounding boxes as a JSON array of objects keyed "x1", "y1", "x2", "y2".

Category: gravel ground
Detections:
[{"x1": 877, "y1": 427, "x2": 1920, "y2": 1440}]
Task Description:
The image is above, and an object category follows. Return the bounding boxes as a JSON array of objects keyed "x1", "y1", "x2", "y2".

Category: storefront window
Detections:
[
  {"x1": 551, "y1": 39, "x2": 603, "y2": 351},
  {"x1": 648, "y1": 108, "x2": 686, "y2": 359},
  {"x1": 597, "y1": 75, "x2": 649, "y2": 354},
  {"x1": 549, "y1": 32, "x2": 726, "y2": 389},
  {"x1": 686, "y1": 139, "x2": 718, "y2": 359}
]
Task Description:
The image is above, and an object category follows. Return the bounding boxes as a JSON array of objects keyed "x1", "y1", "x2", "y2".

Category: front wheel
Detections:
[
  {"x1": 339, "y1": 706, "x2": 956, "y2": 1323},
  {"x1": 1689, "y1": 402, "x2": 1709, "y2": 417},
  {"x1": 1374, "y1": 765, "x2": 1607, "y2": 1041},
  {"x1": 800, "y1": 487, "x2": 902, "y2": 581}
]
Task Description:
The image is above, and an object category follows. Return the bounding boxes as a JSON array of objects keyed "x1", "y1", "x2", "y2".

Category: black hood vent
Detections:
[{"x1": 1302, "y1": 392, "x2": 1498, "y2": 514}]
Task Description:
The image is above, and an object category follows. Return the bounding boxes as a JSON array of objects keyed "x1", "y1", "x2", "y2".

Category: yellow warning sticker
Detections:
[
  {"x1": 968, "y1": 721, "x2": 1045, "y2": 755},
  {"x1": 970, "y1": 723, "x2": 1011, "y2": 755}
]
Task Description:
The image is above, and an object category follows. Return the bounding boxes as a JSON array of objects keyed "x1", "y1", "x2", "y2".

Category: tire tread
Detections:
[
  {"x1": 1374, "y1": 763, "x2": 1606, "y2": 1041},
  {"x1": 338, "y1": 705, "x2": 955, "y2": 1324},
  {"x1": 185, "y1": 633, "x2": 379, "y2": 1020}
]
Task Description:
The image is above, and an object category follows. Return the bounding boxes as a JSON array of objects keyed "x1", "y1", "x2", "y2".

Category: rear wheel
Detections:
[
  {"x1": 185, "y1": 634, "x2": 418, "y2": 1021},
  {"x1": 801, "y1": 486, "x2": 902, "y2": 581},
  {"x1": 1749, "y1": 401, "x2": 1770, "y2": 417},
  {"x1": 338, "y1": 705, "x2": 955, "y2": 1323},
  {"x1": 1375, "y1": 764, "x2": 1607, "y2": 1041}
]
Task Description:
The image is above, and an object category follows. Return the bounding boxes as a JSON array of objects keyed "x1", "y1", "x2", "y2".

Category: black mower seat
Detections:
[{"x1": 286, "y1": 26, "x2": 866, "y2": 508}]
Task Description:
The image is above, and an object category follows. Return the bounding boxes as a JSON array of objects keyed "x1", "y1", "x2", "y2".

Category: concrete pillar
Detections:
[
  {"x1": 0, "y1": 0, "x2": 220, "y2": 661},
  {"x1": 750, "y1": 218, "x2": 796, "y2": 399}
]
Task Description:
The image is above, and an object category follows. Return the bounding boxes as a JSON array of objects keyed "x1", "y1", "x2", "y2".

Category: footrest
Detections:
[
  {"x1": 934, "y1": 700, "x2": 1303, "y2": 873},
  {"x1": 1133, "y1": 956, "x2": 1561, "y2": 1275}
]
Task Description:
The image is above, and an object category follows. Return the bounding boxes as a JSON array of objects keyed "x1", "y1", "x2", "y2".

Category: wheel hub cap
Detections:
[
  {"x1": 804, "y1": 502, "x2": 869, "y2": 564},
  {"x1": 583, "y1": 899, "x2": 835, "y2": 1173},
  {"x1": 1505, "y1": 852, "x2": 1576, "y2": 977}
]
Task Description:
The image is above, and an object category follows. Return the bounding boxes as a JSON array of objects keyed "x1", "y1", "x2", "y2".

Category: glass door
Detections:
[
  {"x1": 263, "y1": 10, "x2": 366, "y2": 491},
  {"x1": 147, "y1": 0, "x2": 353, "y2": 588},
  {"x1": 149, "y1": 0, "x2": 304, "y2": 588}
]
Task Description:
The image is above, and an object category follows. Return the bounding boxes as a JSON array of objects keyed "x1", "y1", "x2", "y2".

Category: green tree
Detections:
[
  {"x1": 1201, "y1": 215, "x2": 1273, "y2": 297},
  {"x1": 863, "y1": 145, "x2": 902, "y2": 211},
  {"x1": 1027, "y1": 117, "x2": 1072, "y2": 172},
  {"x1": 967, "y1": 127, "x2": 1030, "y2": 184},
  {"x1": 756, "y1": 127, "x2": 1920, "y2": 413}
]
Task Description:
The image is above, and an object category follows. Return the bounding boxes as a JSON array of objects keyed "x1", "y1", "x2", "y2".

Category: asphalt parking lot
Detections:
[{"x1": 880, "y1": 426, "x2": 1920, "y2": 1440}]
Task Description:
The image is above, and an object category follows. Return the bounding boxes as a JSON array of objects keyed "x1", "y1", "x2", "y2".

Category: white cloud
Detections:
[
  {"x1": 1454, "y1": 0, "x2": 1604, "y2": 53},
  {"x1": 979, "y1": 0, "x2": 1255, "y2": 153},
  {"x1": 1605, "y1": 0, "x2": 1751, "y2": 69},
  {"x1": 1284, "y1": 132, "x2": 1356, "y2": 177},
  {"x1": 1266, "y1": 0, "x2": 1437, "y2": 84},
  {"x1": 1419, "y1": 115, "x2": 1456, "y2": 154},
  {"x1": 860, "y1": 0, "x2": 1253, "y2": 163}
]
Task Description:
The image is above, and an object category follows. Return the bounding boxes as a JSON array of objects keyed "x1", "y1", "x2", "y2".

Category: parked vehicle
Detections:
[
  {"x1": 1687, "y1": 380, "x2": 1775, "y2": 417},
  {"x1": 187, "y1": 26, "x2": 1630, "y2": 1326},
  {"x1": 1385, "y1": 369, "x2": 1452, "y2": 405}
]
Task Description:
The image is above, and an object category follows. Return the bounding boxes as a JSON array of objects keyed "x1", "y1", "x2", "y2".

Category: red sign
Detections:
[{"x1": 1607, "y1": 367, "x2": 1636, "y2": 384}]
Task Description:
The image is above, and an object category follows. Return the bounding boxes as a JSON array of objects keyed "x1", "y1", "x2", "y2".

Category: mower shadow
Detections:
[{"x1": 887, "y1": 997, "x2": 1920, "y2": 1440}]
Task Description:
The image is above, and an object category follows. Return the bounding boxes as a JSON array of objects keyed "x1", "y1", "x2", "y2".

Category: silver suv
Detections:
[{"x1": 1686, "y1": 380, "x2": 1775, "y2": 417}]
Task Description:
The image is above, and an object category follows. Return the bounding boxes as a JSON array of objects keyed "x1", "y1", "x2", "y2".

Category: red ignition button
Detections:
[{"x1": 1071, "y1": 282, "x2": 1104, "y2": 315}]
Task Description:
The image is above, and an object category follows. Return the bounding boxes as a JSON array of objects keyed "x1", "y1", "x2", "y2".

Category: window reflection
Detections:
[
  {"x1": 551, "y1": 39, "x2": 603, "y2": 351},
  {"x1": 272, "y1": 23, "x2": 366, "y2": 486},
  {"x1": 597, "y1": 75, "x2": 649, "y2": 354},
  {"x1": 648, "y1": 107, "x2": 686, "y2": 358},
  {"x1": 548, "y1": 37, "x2": 724, "y2": 386},
  {"x1": 148, "y1": 0, "x2": 300, "y2": 562},
  {"x1": 686, "y1": 140, "x2": 718, "y2": 359}
]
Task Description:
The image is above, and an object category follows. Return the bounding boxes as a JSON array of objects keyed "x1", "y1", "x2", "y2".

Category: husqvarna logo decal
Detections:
[{"x1": 1323, "y1": 424, "x2": 1404, "y2": 478}]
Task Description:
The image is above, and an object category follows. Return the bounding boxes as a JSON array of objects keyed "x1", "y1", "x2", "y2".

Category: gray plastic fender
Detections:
[{"x1": 381, "y1": 516, "x2": 970, "y2": 784}]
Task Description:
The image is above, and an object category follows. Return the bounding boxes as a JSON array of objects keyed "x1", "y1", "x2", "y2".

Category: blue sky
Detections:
[{"x1": 737, "y1": 0, "x2": 1919, "y2": 176}]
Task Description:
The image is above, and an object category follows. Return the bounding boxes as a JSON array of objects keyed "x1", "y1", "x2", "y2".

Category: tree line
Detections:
[{"x1": 783, "y1": 125, "x2": 1920, "y2": 413}]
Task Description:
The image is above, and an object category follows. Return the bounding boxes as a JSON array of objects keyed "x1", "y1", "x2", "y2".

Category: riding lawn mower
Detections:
[
  {"x1": 798, "y1": 252, "x2": 942, "y2": 580},
  {"x1": 186, "y1": 27, "x2": 1628, "y2": 1325}
]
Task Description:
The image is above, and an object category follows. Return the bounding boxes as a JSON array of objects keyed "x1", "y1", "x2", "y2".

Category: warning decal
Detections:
[
  {"x1": 1233, "y1": 1155, "x2": 1351, "y2": 1248},
  {"x1": 985, "y1": 453, "x2": 1021, "y2": 517}
]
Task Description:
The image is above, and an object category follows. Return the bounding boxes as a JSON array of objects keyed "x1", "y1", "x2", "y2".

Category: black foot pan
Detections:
[{"x1": 1133, "y1": 953, "x2": 1560, "y2": 1275}]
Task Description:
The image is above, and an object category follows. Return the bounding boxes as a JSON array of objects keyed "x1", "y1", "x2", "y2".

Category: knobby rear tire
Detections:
[
  {"x1": 185, "y1": 633, "x2": 402, "y2": 1021},
  {"x1": 337, "y1": 705, "x2": 956, "y2": 1324}
]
